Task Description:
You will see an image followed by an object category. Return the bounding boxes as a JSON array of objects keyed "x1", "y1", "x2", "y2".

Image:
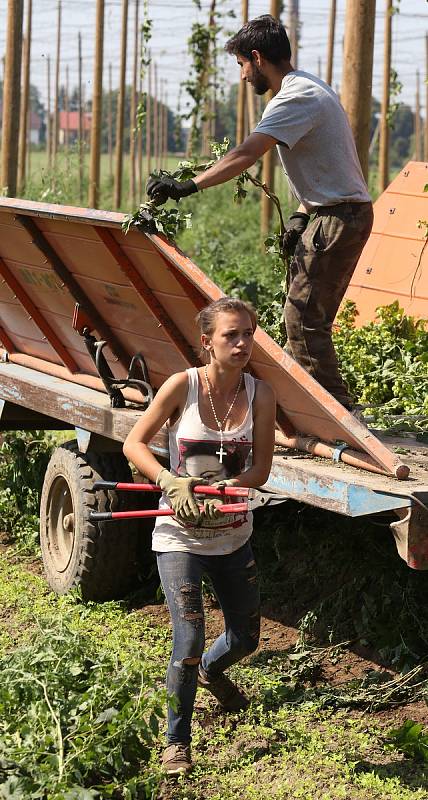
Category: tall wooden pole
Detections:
[
  {"x1": 129, "y1": 0, "x2": 139, "y2": 206},
  {"x1": 146, "y1": 59, "x2": 152, "y2": 178},
  {"x1": 202, "y1": 0, "x2": 217, "y2": 154},
  {"x1": 108, "y1": 62, "x2": 113, "y2": 181},
  {"x1": 378, "y1": 0, "x2": 392, "y2": 192},
  {"x1": 341, "y1": 0, "x2": 376, "y2": 181},
  {"x1": 210, "y1": 32, "x2": 217, "y2": 140},
  {"x1": 137, "y1": 29, "x2": 144, "y2": 198},
  {"x1": 114, "y1": 0, "x2": 128, "y2": 208},
  {"x1": 18, "y1": 0, "x2": 32, "y2": 194},
  {"x1": 1, "y1": 1, "x2": 24, "y2": 196},
  {"x1": 164, "y1": 85, "x2": 169, "y2": 168},
  {"x1": 261, "y1": 0, "x2": 281, "y2": 237},
  {"x1": 78, "y1": 31, "x2": 84, "y2": 203},
  {"x1": 326, "y1": 0, "x2": 336, "y2": 86},
  {"x1": 52, "y1": 0, "x2": 61, "y2": 166},
  {"x1": 65, "y1": 64, "x2": 69, "y2": 152},
  {"x1": 236, "y1": 0, "x2": 249, "y2": 146},
  {"x1": 153, "y1": 62, "x2": 159, "y2": 169},
  {"x1": 425, "y1": 34, "x2": 428, "y2": 162},
  {"x1": 158, "y1": 78, "x2": 163, "y2": 170},
  {"x1": 89, "y1": 0, "x2": 104, "y2": 208},
  {"x1": 288, "y1": 0, "x2": 299, "y2": 69},
  {"x1": 46, "y1": 55, "x2": 52, "y2": 168},
  {"x1": 415, "y1": 70, "x2": 422, "y2": 161}
]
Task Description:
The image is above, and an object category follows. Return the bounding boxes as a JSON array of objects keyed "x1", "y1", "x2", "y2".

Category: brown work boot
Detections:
[
  {"x1": 162, "y1": 743, "x2": 192, "y2": 776},
  {"x1": 198, "y1": 664, "x2": 249, "y2": 711}
]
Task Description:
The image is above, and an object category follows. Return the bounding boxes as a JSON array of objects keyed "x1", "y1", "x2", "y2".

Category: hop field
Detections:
[{"x1": 0, "y1": 153, "x2": 427, "y2": 798}]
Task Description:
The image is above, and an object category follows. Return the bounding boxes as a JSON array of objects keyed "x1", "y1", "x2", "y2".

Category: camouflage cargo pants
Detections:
[{"x1": 284, "y1": 201, "x2": 374, "y2": 408}]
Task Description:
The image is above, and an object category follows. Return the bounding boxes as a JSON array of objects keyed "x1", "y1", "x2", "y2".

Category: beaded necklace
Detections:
[{"x1": 204, "y1": 366, "x2": 243, "y2": 463}]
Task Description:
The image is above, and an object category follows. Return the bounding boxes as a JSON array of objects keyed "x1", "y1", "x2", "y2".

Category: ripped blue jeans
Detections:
[{"x1": 156, "y1": 541, "x2": 260, "y2": 744}]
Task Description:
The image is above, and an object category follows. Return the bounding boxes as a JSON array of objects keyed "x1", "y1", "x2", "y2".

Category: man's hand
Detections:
[
  {"x1": 282, "y1": 212, "x2": 310, "y2": 255},
  {"x1": 146, "y1": 176, "x2": 198, "y2": 206}
]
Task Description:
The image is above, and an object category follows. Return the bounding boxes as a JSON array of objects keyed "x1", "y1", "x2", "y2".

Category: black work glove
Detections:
[
  {"x1": 282, "y1": 212, "x2": 310, "y2": 255},
  {"x1": 146, "y1": 175, "x2": 198, "y2": 206}
]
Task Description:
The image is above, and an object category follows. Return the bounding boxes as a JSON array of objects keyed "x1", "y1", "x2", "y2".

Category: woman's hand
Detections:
[
  {"x1": 211, "y1": 478, "x2": 240, "y2": 489},
  {"x1": 200, "y1": 498, "x2": 224, "y2": 521},
  {"x1": 157, "y1": 468, "x2": 206, "y2": 523}
]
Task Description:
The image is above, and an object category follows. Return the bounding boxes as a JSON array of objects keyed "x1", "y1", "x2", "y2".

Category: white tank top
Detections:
[{"x1": 152, "y1": 367, "x2": 256, "y2": 555}]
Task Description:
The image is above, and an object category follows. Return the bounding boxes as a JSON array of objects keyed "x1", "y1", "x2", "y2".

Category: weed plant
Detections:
[
  {"x1": 0, "y1": 619, "x2": 166, "y2": 799},
  {"x1": 0, "y1": 431, "x2": 54, "y2": 551},
  {"x1": 333, "y1": 301, "x2": 428, "y2": 426}
]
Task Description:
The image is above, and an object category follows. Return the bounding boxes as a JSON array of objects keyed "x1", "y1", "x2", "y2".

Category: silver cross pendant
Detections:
[{"x1": 216, "y1": 443, "x2": 226, "y2": 464}]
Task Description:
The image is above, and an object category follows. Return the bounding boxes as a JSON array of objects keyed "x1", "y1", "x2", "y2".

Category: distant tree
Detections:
[
  {"x1": 370, "y1": 97, "x2": 414, "y2": 172},
  {"x1": 214, "y1": 83, "x2": 238, "y2": 146}
]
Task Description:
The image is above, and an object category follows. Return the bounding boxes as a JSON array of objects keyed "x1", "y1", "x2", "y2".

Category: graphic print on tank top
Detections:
[{"x1": 177, "y1": 437, "x2": 252, "y2": 535}]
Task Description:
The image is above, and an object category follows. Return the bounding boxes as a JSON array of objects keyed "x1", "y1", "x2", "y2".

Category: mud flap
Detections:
[{"x1": 390, "y1": 496, "x2": 428, "y2": 570}]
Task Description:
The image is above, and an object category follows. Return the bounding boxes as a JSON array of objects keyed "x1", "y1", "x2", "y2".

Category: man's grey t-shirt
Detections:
[{"x1": 254, "y1": 70, "x2": 371, "y2": 211}]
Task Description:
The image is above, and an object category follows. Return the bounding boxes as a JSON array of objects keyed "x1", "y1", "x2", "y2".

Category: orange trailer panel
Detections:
[{"x1": 346, "y1": 161, "x2": 428, "y2": 324}]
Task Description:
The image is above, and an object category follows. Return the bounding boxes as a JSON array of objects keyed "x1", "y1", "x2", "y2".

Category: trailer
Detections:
[
  {"x1": 346, "y1": 160, "x2": 428, "y2": 324},
  {"x1": 0, "y1": 197, "x2": 426, "y2": 601}
]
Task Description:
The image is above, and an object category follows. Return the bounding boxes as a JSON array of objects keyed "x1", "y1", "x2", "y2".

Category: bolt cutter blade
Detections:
[{"x1": 247, "y1": 489, "x2": 290, "y2": 511}]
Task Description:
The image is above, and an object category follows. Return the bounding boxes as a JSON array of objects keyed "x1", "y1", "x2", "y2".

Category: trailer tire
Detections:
[{"x1": 39, "y1": 440, "x2": 148, "y2": 601}]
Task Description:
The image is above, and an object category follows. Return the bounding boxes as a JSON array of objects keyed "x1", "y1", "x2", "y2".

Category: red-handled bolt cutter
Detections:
[{"x1": 89, "y1": 481, "x2": 288, "y2": 523}]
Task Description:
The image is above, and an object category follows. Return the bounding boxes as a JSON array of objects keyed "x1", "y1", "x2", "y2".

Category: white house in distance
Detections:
[
  {"x1": 58, "y1": 111, "x2": 91, "y2": 145},
  {"x1": 29, "y1": 111, "x2": 42, "y2": 144}
]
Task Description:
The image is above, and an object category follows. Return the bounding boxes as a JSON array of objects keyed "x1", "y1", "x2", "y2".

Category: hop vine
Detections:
[{"x1": 135, "y1": 0, "x2": 152, "y2": 132}]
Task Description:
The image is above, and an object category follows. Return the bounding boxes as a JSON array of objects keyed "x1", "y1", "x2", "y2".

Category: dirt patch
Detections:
[{"x1": 136, "y1": 600, "x2": 399, "y2": 687}]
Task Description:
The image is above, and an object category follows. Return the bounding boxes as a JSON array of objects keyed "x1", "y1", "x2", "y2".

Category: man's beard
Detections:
[{"x1": 249, "y1": 63, "x2": 270, "y2": 95}]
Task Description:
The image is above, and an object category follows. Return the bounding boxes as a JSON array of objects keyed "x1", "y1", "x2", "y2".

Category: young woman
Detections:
[{"x1": 123, "y1": 297, "x2": 276, "y2": 776}]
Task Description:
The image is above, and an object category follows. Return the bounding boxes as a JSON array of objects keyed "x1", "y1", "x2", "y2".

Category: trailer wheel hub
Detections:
[{"x1": 46, "y1": 475, "x2": 75, "y2": 572}]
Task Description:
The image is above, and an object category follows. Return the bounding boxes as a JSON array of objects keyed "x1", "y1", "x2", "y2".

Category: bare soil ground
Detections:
[{"x1": 135, "y1": 599, "x2": 427, "y2": 728}]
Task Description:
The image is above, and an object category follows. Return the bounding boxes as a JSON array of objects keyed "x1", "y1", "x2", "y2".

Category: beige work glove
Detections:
[
  {"x1": 200, "y1": 498, "x2": 224, "y2": 522},
  {"x1": 156, "y1": 468, "x2": 206, "y2": 523},
  {"x1": 212, "y1": 478, "x2": 239, "y2": 489}
]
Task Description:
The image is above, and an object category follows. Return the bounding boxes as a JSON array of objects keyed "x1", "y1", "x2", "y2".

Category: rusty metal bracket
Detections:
[{"x1": 72, "y1": 303, "x2": 153, "y2": 409}]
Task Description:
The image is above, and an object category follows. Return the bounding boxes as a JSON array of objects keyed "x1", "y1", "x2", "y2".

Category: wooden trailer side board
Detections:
[{"x1": 0, "y1": 196, "x2": 406, "y2": 478}]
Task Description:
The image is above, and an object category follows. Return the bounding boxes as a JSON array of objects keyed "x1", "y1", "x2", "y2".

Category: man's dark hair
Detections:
[{"x1": 225, "y1": 15, "x2": 291, "y2": 64}]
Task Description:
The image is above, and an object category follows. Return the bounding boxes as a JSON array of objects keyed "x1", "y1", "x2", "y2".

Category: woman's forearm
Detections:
[
  {"x1": 123, "y1": 441, "x2": 165, "y2": 483},
  {"x1": 226, "y1": 465, "x2": 271, "y2": 489}
]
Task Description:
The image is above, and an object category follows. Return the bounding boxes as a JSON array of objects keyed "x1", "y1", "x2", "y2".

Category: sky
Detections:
[{"x1": 0, "y1": 0, "x2": 426, "y2": 119}]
